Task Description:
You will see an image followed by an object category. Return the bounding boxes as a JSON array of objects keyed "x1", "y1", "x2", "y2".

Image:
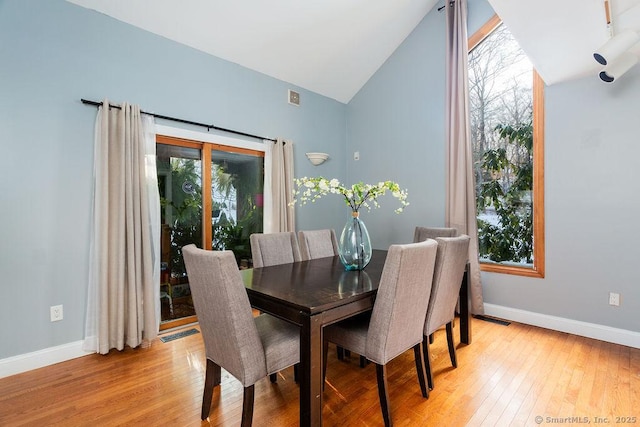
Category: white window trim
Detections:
[{"x1": 154, "y1": 124, "x2": 273, "y2": 235}]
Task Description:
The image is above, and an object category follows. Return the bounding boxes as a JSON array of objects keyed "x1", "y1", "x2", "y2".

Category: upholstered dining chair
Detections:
[
  {"x1": 182, "y1": 245, "x2": 300, "y2": 425},
  {"x1": 323, "y1": 240, "x2": 438, "y2": 427},
  {"x1": 422, "y1": 235, "x2": 470, "y2": 391},
  {"x1": 250, "y1": 232, "x2": 302, "y2": 268},
  {"x1": 413, "y1": 226, "x2": 459, "y2": 344},
  {"x1": 413, "y1": 226, "x2": 457, "y2": 243},
  {"x1": 297, "y1": 229, "x2": 339, "y2": 261},
  {"x1": 249, "y1": 231, "x2": 302, "y2": 382}
]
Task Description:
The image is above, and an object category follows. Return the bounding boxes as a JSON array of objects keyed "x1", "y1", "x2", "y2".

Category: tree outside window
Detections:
[{"x1": 469, "y1": 17, "x2": 544, "y2": 277}]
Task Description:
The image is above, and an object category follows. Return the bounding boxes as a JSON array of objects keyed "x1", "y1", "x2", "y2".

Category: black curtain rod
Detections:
[
  {"x1": 81, "y1": 98, "x2": 277, "y2": 142},
  {"x1": 438, "y1": 0, "x2": 454, "y2": 11}
]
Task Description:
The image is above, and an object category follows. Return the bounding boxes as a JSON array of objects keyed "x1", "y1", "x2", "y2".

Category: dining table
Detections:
[{"x1": 240, "y1": 249, "x2": 472, "y2": 427}]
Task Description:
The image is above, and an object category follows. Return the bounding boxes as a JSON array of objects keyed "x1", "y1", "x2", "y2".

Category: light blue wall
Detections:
[
  {"x1": 346, "y1": 0, "x2": 494, "y2": 249},
  {"x1": 484, "y1": 71, "x2": 640, "y2": 331},
  {"x1": 347, "y1": 0, "x2": 639, "y2": 332},
  {"x1": 0, "y1": 0, "x2": 346, "y2": 359},
  {"x1": 346, "y1": 7, "x2": 445, "y2": 248},
  {"x1": 2, "y1": 0, "x2": 638, "y2": 363}
]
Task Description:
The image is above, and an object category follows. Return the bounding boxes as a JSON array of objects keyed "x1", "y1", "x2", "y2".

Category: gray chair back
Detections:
[
  {"x1": 182, "y1": 245, "x2": 267, "y2": 386},
  {"x1": 424, "y1": 235, "x2": 471, "y2": 336},
  {"x1": 298, "y1": 229, "x2": 339, "y2": 261},
  {"x1": 366, "y1": 240, "x2": 438, "y2": 364},
  {"x1": 413, "y1": 226, "x2": 457, "y2": 242},
  {"x1": 250, "y1": 232, "x2": 302, "y2": 267}
]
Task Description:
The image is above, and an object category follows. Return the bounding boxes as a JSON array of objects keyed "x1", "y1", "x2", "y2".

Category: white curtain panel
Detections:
[
  {"x1": 264, "y1": 138, "x2": 295, "y2": 233},
  {"x1": 83, "y1": 100, "x2": 160, "y2": 354},
  {"x1": 445, "y1": 0, "x2": 484, "y2": 315}
]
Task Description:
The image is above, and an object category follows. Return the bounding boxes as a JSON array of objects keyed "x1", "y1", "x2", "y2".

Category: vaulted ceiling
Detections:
[
  {"x1": 67, "y1": 0, "x2": 640, "y2": 103},
  {"x1": 67, "y1": 0, "x2": 438, "y2": 103}
]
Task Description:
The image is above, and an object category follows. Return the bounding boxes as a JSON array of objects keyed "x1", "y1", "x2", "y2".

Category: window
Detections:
[
  {"x1": 468, "y1": 15, "x2": 545, "y2": 278},
  {"x1": 156, "y1": 133, "x2": 265, "y2": 327}
]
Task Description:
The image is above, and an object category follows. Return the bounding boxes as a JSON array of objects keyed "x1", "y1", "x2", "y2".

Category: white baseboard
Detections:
[
  {"x1": 483, "y1": 303, "x2": 640, "y2": 349},
  {"x1": 0, "y1": 341, "x2": 90, "y2": 379}
]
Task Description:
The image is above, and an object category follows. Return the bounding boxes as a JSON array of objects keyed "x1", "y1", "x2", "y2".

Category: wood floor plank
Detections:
[
  {"x1": 0, "y1": 319, "x2": 638, "y2": 426},
  {"x1": 468, "y1": 321, "x2": 547, "y2": 425},
  {"x1": 614, "y1": 345, "x2": 632, "y2": 420},
  {"x1": 508, "y1": 330, "x2": 572, "y2": 425},
  {"x1": 492, "y1": 325, "x2": 555, "y2": 425},
  {"x1": 573, "y1": 337, "x2": 603, "y2": 417},
  {"x1": 602, "y1": 343, "x2": 624, "y2": 422},
  {"x1": 444, "y1": 319, "x2": 527, "y2": 426},
  {"x1": 478, "y1": 324, "x2": 545, "y2": 426}
]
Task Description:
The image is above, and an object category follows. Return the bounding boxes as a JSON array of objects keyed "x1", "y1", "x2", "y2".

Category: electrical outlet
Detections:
[
  {"x1": 609, "y1": 292, "x2": 620, "y2": 306},
  {"x1": 50, "y1": 305, "x2": 63, "y2": 322}
]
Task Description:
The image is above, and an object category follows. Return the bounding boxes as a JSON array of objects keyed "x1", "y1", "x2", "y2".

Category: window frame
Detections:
[
  {"x1": 156, "y1": 133, "x2": 265, "y2": 248},
  {"x1": 469, "y1": 15, "x2": 545, "y2": 278},
  {"x1": 156, "y1": 128, "x2": 267, "y2": 330},
  {"x1": 156, "y1": 125, "x2": 268, "y2": 248}
]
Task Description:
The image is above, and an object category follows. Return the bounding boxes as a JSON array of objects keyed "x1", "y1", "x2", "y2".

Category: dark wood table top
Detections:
[{"x1": 241, "y1": 249, "x2": 387, "y2": 317}]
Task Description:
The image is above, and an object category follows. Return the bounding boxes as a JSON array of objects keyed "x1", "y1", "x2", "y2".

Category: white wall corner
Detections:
[
  {"x1": 0, "y1": 341, "x2": 90, "y2": 379},
  {"x1": 484, "y1": 303, "x2": 640, "y2": 349}
]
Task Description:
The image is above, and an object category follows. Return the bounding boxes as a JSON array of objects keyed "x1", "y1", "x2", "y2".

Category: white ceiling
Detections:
[{"x1": 67, "y1": 0, "x2": 640, "y2": 103}]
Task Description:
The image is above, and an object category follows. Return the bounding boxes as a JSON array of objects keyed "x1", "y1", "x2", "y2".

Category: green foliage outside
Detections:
[
  {"x1": 476, "y1": 121, "x2": 533, "y2": 264},
  {"x1": 210, "y1": 159, "x2": 263, "y2": 266},
  {"x1": 160, "y1": 155, "x2": 263, "y2": 273},
  {"x1": 160, "y1": 158, "x2": 203, "y2": 278},
  {"x1": 469, "y1": 21, "x2": 536, "y2": 267}
]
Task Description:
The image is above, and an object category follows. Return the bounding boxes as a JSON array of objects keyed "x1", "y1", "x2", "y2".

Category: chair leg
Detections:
[
  {"x1": 429, "y1": 333, "x2": 434, "y2": 344},
  {"x1": 375, "y1": 363, "x2": 393, "y2": 427},
  {"x1": 360, "y1": 355, "x2": 368, "y2": 368},
  {"x1": 269, "y1": 373, "x2": 277, "y2": 383},
  {"x1": 201, "y1": 359, "x2": 221, "y2": 420},
  {"x1": 241, "y1": 385, "x2": 255, "y2": 427},
  {"x1": 422, "y1": 336, "x2": 433, "y2": 390},
  {"x1": 337, "y1": 346, "x2": 345, "y2": 360},
  {"x1": 446, "y1": 322, "x2": 457, "y2": 368},
  {"x1": 412, "y1": 343, "x2": 429, "y2": 399},
  {"x1": 323, "y1": 341, "x2": 329, "y2": 391}
]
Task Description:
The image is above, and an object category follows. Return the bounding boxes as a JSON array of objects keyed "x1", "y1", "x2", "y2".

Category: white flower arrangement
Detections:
[{"x1": 291, "y1": 177, "x2": 409, "y2": 214}]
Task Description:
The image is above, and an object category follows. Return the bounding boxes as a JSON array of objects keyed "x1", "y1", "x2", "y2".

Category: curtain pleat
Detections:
[
  {"x1": 267, "y1": 138, "x2": 295, "y2": 233},
  {"x1": 84, "y1": 100, "x2": 159, "y2": 354},
  {"x1": 445, "y1": 0, "x2": 485, "y2": 315}
]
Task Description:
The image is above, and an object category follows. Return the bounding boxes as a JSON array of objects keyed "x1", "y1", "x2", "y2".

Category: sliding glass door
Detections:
[
  {"x1": 157, "y1": 135, "x2": 264, "y2": 329},
  {"x1": 157, "y1": 142, "x2": 202, "y2": 326},
  {"x1": 210, "y1": 149, "x2": 264, "y2": 268}
]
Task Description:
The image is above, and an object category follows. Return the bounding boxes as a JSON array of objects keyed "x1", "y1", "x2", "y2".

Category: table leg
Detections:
[
  {"x1": 459, "y1": 266, "x2": 472, "y2": 344},
  {"x1": 299, "y1": 314, "x2": 324, "y2": 427}
]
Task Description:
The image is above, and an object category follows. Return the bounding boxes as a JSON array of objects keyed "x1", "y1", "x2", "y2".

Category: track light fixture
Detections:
[
  {"x1": 599, "y1": 51, "x2": 639, "y2": 82},
  {"x1": 594, "y1": 29, "x2": 640, "y2": 83},
  {"x1": 593, "y1": 1, "x2": 640, "y2": 83},
  {"x1": 594, "y1": 28, "x2": 639, "y2": 66}
]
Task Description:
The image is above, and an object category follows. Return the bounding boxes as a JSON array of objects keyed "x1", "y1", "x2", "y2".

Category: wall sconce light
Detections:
[
  {"x1": 305, "y1": 152, "x2": 329, "y2": 166},
  {"x1": 594, "y1": 28, "x2": 640, "y2": 82}
]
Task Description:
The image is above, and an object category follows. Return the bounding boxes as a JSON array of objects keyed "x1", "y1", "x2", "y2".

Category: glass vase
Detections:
[{"x1": 338, "y1": 211, "x2": 372, "y2": 271}]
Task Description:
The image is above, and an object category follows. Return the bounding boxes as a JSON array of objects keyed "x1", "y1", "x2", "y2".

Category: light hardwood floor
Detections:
[{"x1": 0, "y1": 317, "x2": 638, "y2": 426}]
